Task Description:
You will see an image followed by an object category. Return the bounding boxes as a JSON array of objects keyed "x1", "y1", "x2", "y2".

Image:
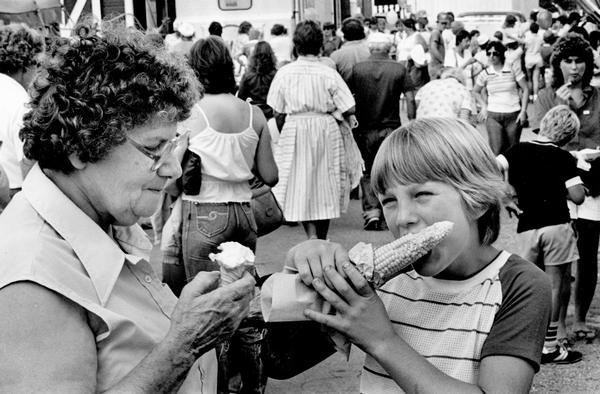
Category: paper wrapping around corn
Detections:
[
  {"x1": 261, "y1": 272, "x2": 324, "y2": 322},
  {"x1": 209, "y1": 242, "x2": 255, "y2": 285}
]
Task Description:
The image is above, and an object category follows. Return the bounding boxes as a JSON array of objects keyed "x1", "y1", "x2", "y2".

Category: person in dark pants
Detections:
[{"x1": 348, "y1": 35, "x2": 415, "y2": 230}]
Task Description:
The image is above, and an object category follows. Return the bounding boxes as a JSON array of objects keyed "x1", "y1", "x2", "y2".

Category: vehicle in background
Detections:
[
  {"x1": 175, "y1": 0, "x2": 343, "y2": 48},
  {"x1": 456, "y1": 11, "x2": 526, "y2": 37}
]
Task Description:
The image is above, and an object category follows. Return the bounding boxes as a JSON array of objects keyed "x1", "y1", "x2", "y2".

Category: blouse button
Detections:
[{"x1": 144, "y1": 275, "x2": 152, "y2": 283}]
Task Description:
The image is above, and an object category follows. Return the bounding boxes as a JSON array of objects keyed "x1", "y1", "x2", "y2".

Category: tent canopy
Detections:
[{"x1": 0, "y1": 0, "x2": 61, "y2": 14}]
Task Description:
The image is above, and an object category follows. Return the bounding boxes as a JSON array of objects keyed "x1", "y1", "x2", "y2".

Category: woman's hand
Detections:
[
  {"x1": 516, "y1": 111, "x2": 527, "y2": 126},
  {"x1": 168, "y1": 271, "x2": 255, "y2": 357},
  {"x1": 555, "y1": 83, "x2": 572, "y2": 105},
  {"x1": 304, "y1": 263, "x2": 397, "y2": 356},
  {"x1": 477, "y1": 106, "x2": 488, "y2": 123},
  {"x1": 284, "y1": 240, "x2": 350, "y2": 287}
]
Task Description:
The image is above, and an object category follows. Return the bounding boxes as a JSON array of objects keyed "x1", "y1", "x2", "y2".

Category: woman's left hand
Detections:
[
  {"x1": 304, "y1": 262, "x2": 397, "y2": 355},
  {"x1": 516, "y1": 111, "x2": 527, "y2": 126}
]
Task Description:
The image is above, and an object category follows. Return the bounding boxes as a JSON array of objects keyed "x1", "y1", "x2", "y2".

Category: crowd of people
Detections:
[{"x1": 1, "y1": 3, "x2": 600, "y2": 393}]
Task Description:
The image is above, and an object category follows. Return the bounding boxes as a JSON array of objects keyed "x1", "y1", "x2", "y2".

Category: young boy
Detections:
[
  {"x1": 497, "y1": 104, "x2": 585, "y2": 364},
  {"x1": 285, "y1": 118, "x2": 551, "y2": 392}
]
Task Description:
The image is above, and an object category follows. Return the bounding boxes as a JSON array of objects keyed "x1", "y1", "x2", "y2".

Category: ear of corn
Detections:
[{"x1": 349, "y1": 221, "x2": 454, "y2": 287}]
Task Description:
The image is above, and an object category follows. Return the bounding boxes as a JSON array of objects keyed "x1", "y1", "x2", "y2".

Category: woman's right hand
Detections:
[
  {"x1": 556, "y1": 83, "x2": 572, "y2": 104},
  {"x1": 167, "y1": 271, "x2": 255, "y2": 357},
  {"x1": 285, "y1": 240, "x2": 350, "y2": 288},
  {"x1": 477, "y1": 107, "x2": 488, "y2": 123}
]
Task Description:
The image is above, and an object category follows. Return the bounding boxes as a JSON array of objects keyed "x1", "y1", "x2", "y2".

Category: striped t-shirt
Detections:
[
  {"x1": 361, "y1": 251, "x2": 551, "y2": 393},
  {"x1": 475, "y1": 63, "x2": 525, "y2": 113}
]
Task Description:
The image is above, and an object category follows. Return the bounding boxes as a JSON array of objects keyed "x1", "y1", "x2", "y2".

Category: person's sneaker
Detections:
[
  {"x1": 364, "y1": 217, "x2": 380, "y2": 231},
  {"x1": 541, "y1": 344, "x2": 583, "y2": 365}
]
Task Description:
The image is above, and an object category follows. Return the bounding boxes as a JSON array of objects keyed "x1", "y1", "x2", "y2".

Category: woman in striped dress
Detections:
[{"x1": 267, "y1": 20, "x2": 356, "y2": 240}]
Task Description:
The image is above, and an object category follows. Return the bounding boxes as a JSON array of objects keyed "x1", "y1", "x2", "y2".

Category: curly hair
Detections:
[
  {"x1": 248, "y1": 41, "x2": 277, "y2": 75},
  {"x1": 551, "y1": 33, "x2": 594, "y2": 89},
  {"x1": 20, "y1": 23, "x2": 200, "y2": 173},
  {"x1": 293, "y1": 20, "x2": 323, "y2": 56},
  {"x1": 0, "y1": 23, "x2": 45, "y2": 75},
  {"x1": 188, "y1": 36, "x2": 235, "y2": 94}
]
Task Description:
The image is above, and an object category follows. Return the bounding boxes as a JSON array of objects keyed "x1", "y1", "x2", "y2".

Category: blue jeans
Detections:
[
  {"x1": 182, "y1": 201, "x2": 257, "y2": 280},
  {"x1": 180, "y1": 201, "x2": 264, "y2": 394}
]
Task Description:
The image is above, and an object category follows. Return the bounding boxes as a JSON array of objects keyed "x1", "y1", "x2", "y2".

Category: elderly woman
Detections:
[
  {"x1": 533, "y1": 33, "x2": 600, "y2": 342},
  {"x1": 473, "y1": 40, "x2": 529, "y2": 155},
  {"x1": 0, "y1": 27, "x2": 255, "y2": 392},
  {"x1": 415, "y1": 67, "x2": 476, "y2": 120},
  {"x1": 267, "y1": 20, "x2": 355, "y2": 240}
]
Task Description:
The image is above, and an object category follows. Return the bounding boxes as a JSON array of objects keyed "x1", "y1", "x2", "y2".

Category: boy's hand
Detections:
[{"x1": 284, "y1": 240, "x2": 350, "y2": 288}]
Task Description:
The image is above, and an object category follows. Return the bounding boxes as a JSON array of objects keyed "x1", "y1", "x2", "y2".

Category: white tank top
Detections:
[{"x1": 183, "y1": 101, "x2": 259, "y2": 203}]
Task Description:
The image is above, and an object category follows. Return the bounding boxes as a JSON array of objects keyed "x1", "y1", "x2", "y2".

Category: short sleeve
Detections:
[
  {"x1": 266, "y1": 72, "x2": 286, "y2": 114},
  {"x1": 480, "y1": 255, "x2": 551, "y2": 372},
  {"x1": 560, "y1": 149, "x2": 579, "y2": 184},
  {"x1": 475, "y1": 69, "x2": 488, "y2": 88},
  {"x1": 511, "y1": 61, "x2": 525, "y2": 82},
  {"x1": 329, "y1": 72, "x2": 355, "y2": 114}
]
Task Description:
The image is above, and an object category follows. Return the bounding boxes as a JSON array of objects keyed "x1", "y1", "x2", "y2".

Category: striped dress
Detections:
[
  {"x1": 361, "y1": 252, "x2": 550, "y2": 393},
  {"x1": 266, "y1": 56, "x2": 355, "y2": 221}
]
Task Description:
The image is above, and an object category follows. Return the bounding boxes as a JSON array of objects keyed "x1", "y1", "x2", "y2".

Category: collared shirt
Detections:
[
  {"x1": 0, "y1": 165, "x2": 217, "y2": 393},
  {"x1": 349, "y1": 54, "x2": 412, "y2": 130},
  {"x1": 0, "y1": 73, "x2": 28, "y2": 188},
  {"x1": 330, "y1": 40, "x2": 371, "y2": 83}
]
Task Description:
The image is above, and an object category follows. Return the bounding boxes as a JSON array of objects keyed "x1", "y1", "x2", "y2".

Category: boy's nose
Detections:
[{"x1": 394, "y1": 204, "x2": 419, "y2": 229}]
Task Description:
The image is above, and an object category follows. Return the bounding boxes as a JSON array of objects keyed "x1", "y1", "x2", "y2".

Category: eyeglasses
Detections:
[
  {"x1": 487, "y1": 50, "x2": 499, "y2": 56},
  {"x1": 127, "y1": 131, "x2": 187, "y2": 172}
]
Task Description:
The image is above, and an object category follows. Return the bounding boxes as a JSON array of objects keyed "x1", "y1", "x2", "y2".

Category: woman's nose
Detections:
[{"x1": 158, "y1": 152, "x2": 182, "y2": 180}]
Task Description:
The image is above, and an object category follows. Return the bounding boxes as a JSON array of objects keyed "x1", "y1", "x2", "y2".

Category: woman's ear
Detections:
[{"x1": 68, "y1": 153, "x2": 87, "y2": 170}]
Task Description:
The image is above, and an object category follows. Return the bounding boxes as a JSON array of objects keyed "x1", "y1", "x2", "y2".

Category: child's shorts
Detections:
[{"x1": 517, "y1": 222, "x2": 579, "y2": 269}]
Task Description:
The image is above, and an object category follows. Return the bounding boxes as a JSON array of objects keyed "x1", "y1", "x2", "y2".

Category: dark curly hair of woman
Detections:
[
  {"x1": 551, "y1": 33, "x2": 594, "y2": 89},
  {"x1": 188, "y1": 36, "x2": 236, "y2": 94},
  {"x1": 0, "y1": 23, "x2": 45, "y2": 75},
  {"x1": 19, "y1": 23, "x2": 200, "y2": 173}
]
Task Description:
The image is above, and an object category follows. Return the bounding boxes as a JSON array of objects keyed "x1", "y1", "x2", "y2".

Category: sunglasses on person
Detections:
[
  {"x1": 127, "y1": 130, "x2": 189, "y2": 172},
  {"x1": 487, "y1": 49, "x2": 499, "y2": 56}
]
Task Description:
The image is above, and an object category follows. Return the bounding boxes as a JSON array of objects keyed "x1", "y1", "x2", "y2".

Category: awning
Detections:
[{"x1": 0, "y1": 0, "x2": 61, "y2": 13}]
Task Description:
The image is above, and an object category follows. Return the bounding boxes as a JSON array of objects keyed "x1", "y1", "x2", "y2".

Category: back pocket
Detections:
[{"x1": 193, "y1": 203, "x2": 229, "y2": 238}]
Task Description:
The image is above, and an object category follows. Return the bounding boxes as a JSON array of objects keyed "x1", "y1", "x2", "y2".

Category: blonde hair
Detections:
[
  {"x1": 539, "y1": 104, "x2": 580, "y2": 146},
  {"x1": 372, "y1": 118, "x2": 505, "y2": 245}
]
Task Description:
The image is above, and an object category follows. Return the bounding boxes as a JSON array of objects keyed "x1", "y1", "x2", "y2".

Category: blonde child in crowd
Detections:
[
  {"x1": 497, "y1": 105, "x2": 585, "y2": 364},
  {"x1": 285, "y1": 118, "x2": 551, "y2": 393}
]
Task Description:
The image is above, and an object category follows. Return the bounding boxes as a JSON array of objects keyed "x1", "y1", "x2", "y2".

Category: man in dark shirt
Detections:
[{"x1": 348, "y1": 37, "x2": 415, "y2": 230}]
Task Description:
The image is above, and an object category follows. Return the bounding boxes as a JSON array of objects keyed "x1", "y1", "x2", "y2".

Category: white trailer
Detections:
[{"x1": 174, "y1": 0, "x2": 345, "y2": 43}]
